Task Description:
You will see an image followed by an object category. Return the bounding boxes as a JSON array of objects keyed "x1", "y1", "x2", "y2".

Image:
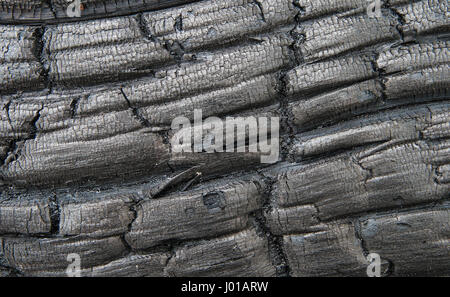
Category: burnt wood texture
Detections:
[{"x1": 0, "y1": 0, "x2": 449, "y2": 276}]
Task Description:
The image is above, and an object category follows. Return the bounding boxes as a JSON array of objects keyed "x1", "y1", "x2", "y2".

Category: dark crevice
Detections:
[
  {"x1": 351, "y1": 155, "x2": 374, "y2": 186},
  {"x1": 120, "y1": 234, "x2": 133, "y2": 254},
  {"x1": 251, "y1": 211, "x2": 291, "y2": 277},
  {"x1": 181, "y1": 172, "x2": 202, "y2": 192},
  {"x1": 433, "y1": 165, "x2": 448, "y2": 185},
  {"x1": 292, "y1": 0, "x2": 306, "y2": 14},
  {"x1": 147, "y1": 166, "x2": 201, "y2": 198},
  {"x1": 253, "y1": 0, "x2": 266, "y2": 23},
  {"x1": 28, "y1": 103, "x2": 44, "y2": 140},
  {"x1": 160, "y1": 240, "x2": 181, "y2": 276},
  {"x1": 159, "y1": 131, "x2": 171, "y2": 150},
  {"x1": 119, "y1": 87, "x2": 151, "y2": 128},
  {"x1": 139, "y1": 12, "x2": 193, "y2": 64},
  {"x1": 49, "y1": 194, "x2": 60, "y2": 235},
  {"x1": 136, "y1": 13, "x2": 154, "y2": 41},
  {"x1": 1, "y1": 141, "x2": 19, "y2": 167},
  {"x1": 369, "y1": 51, "x2": 388, "y2": 105},
  {"x1": 385, "y1": 1, "x2": 406, "y2": 42},
  {"x1": 3, "y1": 100, "x2": 12, "y2": 127},
  {"x1": 251, "y1": 174, "x2": 291, "y2": 277},
  {"x1": 354, "y1": 218, "x2": 395, "y2": 277},
  {"x1": 276, "y1": 3, "x2": 306, "y2": 163},
  {"x1": 278, "y1": 72, "x2": 297, "y2": 163},
  {"x1": 174, "y1": 14, "x2": 183, "y2": 31},
  {"x1": 69, "y1": 96, "x2": 81, "y2": 118},
  {"x1": 1, "y1": 104, "x2": 43, "y2": 167},
  {"x1": 164, "y1": 40, "x2": 186, "y2": 62},
  {"x1": 353, "y1": 219, "x2": 370, "y2": 257},
  {"x1": 164, "y1": 243, "x2": 176, "y2": 271},
  {"x1": 385, "y1": 259, "x2": 396, "y2": 276},
  {"x1": 43, "y1": 0, "x2": 57, "y2": 18},
  {"x1": 310, "y1": 202, "x2": 323, "y2": 223},
  {"x1": 288, "y1": 31, "x2": 305, "y2": 66},
  {"x1": 32, "y1": 26, "x2": 52, "y2": 94},
  {"x1": 0, "y1": 263, "x2": 23, "y2": 277},
  {"x1": 121, "y1": 195, "x2": 142, "y2": 254},
  {"x1": 0, "y1": 140, "x2": 14, "y2": 167}
]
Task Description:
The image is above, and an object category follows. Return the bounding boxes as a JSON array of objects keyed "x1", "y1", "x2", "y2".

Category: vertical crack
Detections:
[
  {"x1": 276, "y1": 2, "x2": 306, "y2": 162},
  {"x1": 351, "y1": 155, "x2": 374, "y2": 188},
  {"x1": 385, "y1": 0, "x2": 406, "y2": 42},
  {"x1": 69, "y1": 97, "x2": 81, "y2": 119},
  {"x1": 119, "y1": 87, "x2": 151, "y2": 128},
  {"x1": 369, "y1": 51, "x2": 388, "y2": 105},
  {"x1": 3, "y1": 100, "x2": 12, "y2": 127},
  {"x1": 174, "y1": 14, "x2": 183, "y2": 31},
  {"x1": 43, "y1": 0, "x2": 57, "y2": 18},
  {"x1": 28, "y1": 103, "x2": 44, "y2": 140},
  {"x1": 1, "y1": 103, "x2": 43, "y2": 167},
  {"x1": 354, "y1": 218, "x2": 395, "y2": 276},
  {"x1": 121, "y1": 194, "x2": 144, "y2": 254},
  {"x1": 253, "y1": 0, "x2": 266, "y2": 23},
  {"x1": 353, "y1": 219, "x2": 370, "y2": 257},
  {"x1": 251, "y1": 174, "x2": 291, "y2": 277},
  {"x1": 33, "y1": 26, "x2": 52, "y2": 94},
  {"x1": 136, "y1": 13, "x2": 154, "y2": 41},
  {"x1": 162, "y1": 242, "x2": 177, "y2": 276},
  {"x1": 49, "y1": 194, "x2": 60, "y2": 235},
  {"x1": 164, "y1": 40, "x2": 186, "y2": 62}
]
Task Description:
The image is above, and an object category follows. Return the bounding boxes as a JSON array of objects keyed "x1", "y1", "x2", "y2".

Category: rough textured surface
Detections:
[
  {"x1": 0, "y1": 0, "x2": 200, "y2": 24},
  {"x1": 0, "y1": 0, "x2": 449, "y2": 277}
]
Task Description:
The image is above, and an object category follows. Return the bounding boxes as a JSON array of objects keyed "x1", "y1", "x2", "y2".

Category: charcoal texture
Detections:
[{"x1": 0, "y1": 0, "x2": 448, "y2": 277}]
